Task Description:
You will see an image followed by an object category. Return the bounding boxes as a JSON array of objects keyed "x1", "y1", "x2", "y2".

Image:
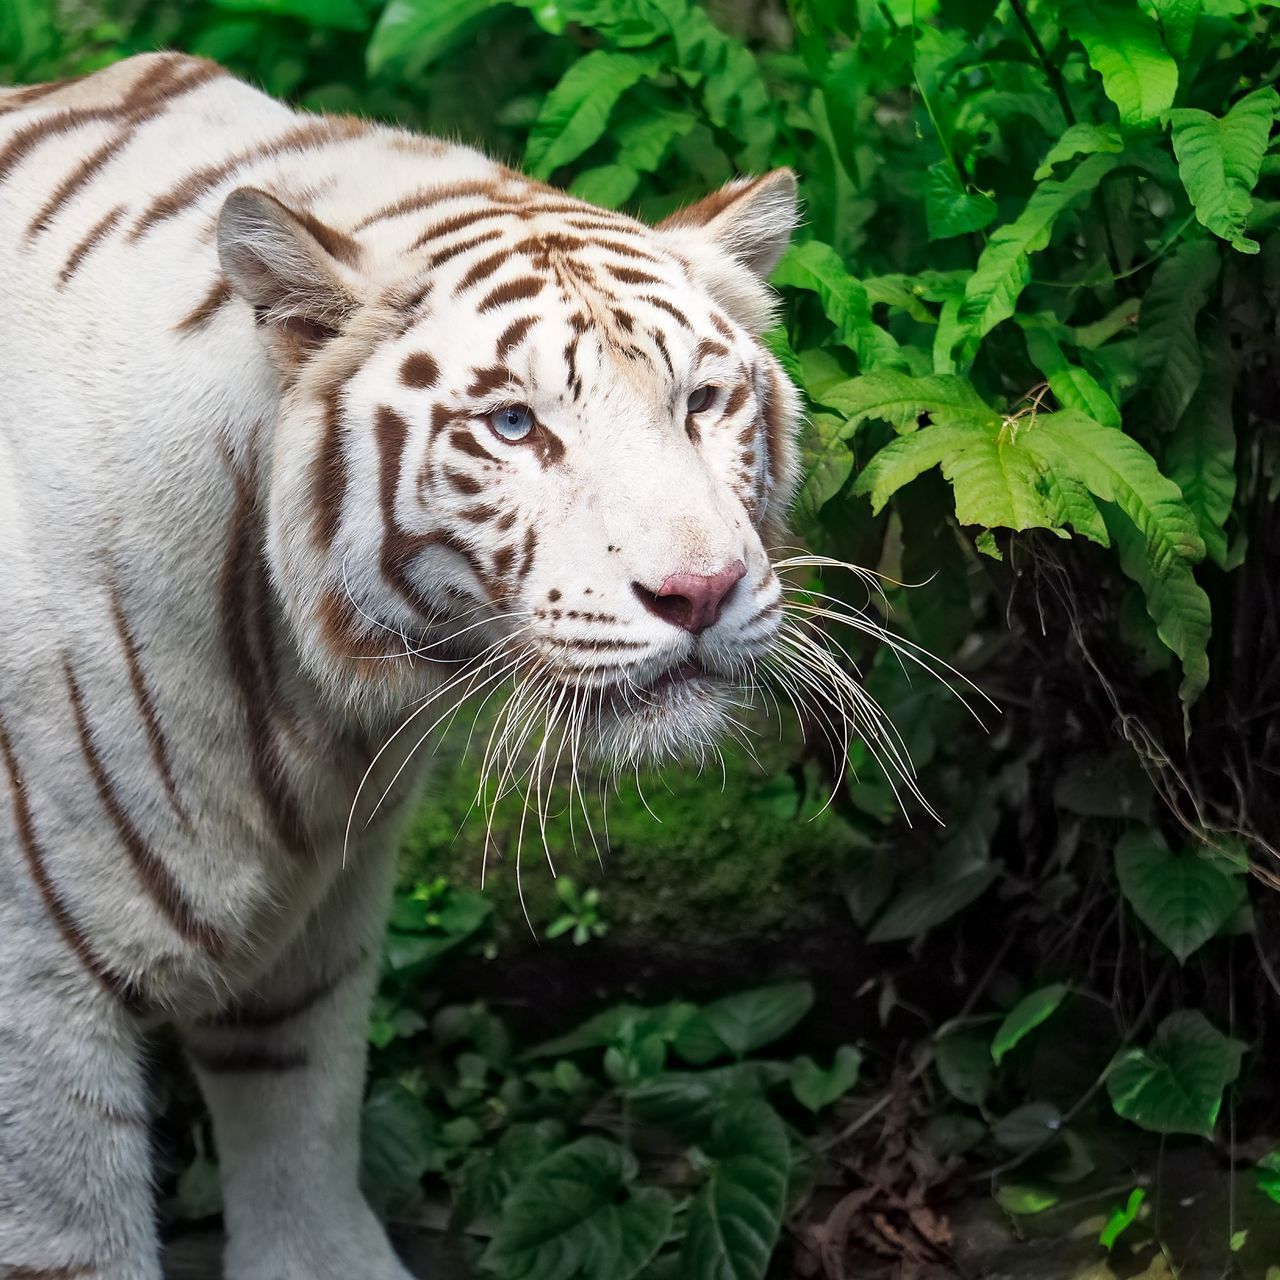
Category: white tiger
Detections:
[{"x1": 0, "y1": 51, "x2": 804, "y2": 1279}]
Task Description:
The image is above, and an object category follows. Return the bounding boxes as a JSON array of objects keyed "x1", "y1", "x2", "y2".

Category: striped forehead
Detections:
[{"x1": 386, "y1": 219, "x2": 729, "y2": 398}]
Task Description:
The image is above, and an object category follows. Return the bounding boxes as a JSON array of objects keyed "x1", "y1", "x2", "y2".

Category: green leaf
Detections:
[
  {"x1": 794, "y1": 412, "x2": 857, "y2": 525},
  {"x1": 682, "y1": 981, "x2": 815, "y2": 1060},
  {"x1": 936, "y1": 1031, "x2": 994, "y2": 1106},
  {"x1": 1137, "y1": 238, "x2": 1220, "y2": 428},
  {"x1": 1022, "y1": 323, "x2": 1122, "y2": 427},
  {"x1": 1147, "y1": 0, "x2": 1200, "y2": 59},
  {"x1": 1099, "y1": 1187, "x2": 1147, "y2": 1249},
  {"x1": 995, "y1": 1182, "x2": 1060, "y2": 1215},
  {"x1": 1017, "y1": 412, "x2": 1204, "y2": 574},
  {"x1": 991, "y1": 985, "x2": 1069, "y2": 1064},
  {"x1": 481, "y1": 1137, "x2": 674, "y2": 1280},
  {"x1": 1164, "y1": 331, "x2": 1236, "y2": 568},
  {"x1": 1106, "y1": 1010, "x2": 1245, "y2": 1137},
  {"x1": 790, "y1": 1045, "x2": 863, "y2": 1112},
  {"x1": 525, "y1": 50, "x2": 661, "y2": 180},
  {"x1": 366, "y1": 0, "x2": 503, "y2": 77},
  {"x1": 772, "y1": 242, "x2": 896, "y2": 369},
  {"x1": 1114, "y1": 828, "x2": 1244, "y2": 962},
  {"x1": 826, "y1": 371, "x2": 999, "y2": 435},
  {"x1": 1105, "y1": 506, "x2": 1211, "y2": 704},
  {"x1": 626, "y1": 1062, "x2": 786, "y2": 1140},
  {"x1": 925, "y1": 162, "x2": 997, "y2": 240},
  {"x1": 568, "y1": 164, "x2": 640, "y2": 209},
  {"x1": 679, "y1": 1100, "x2": 789, "y2": 1280},
  {"x1": 1255, "y1": 1149, "x2": 1280, "y2": 1204},
  {"x1": 453, "y1": 1120, "x2": 567, "y2": 1229},
  {"x1": 1064, "y1": 0, "x2": 1178, "y2": 126},
  {"x1": 1034, "y1": 123, "x2": 1124, "y2": 181},
  {"x1": 360, "y1": 1082, "x2": 438, "y2": 1215},
  {"x1": 992, "y1": 1102, "x2": 1063, "y2": 1153},
  {"x1": 867, "y1": 859, "x2": 1000, "y2": 939},
  {"x1": 956, "y1": 154, "x2": 1123, "y2": 353},
  {"x1": 1168, "y1": 87, "x2": 1279, "y2": 254}
]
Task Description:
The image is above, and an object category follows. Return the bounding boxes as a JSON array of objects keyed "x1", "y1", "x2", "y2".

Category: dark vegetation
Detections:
[{"x1": 6, "y1": 0, "x2": 1280, "y2": 1274}]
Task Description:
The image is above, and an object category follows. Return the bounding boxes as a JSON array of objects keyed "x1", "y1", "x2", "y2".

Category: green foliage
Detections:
[
  {"x1": 991, "y1": 984, "x2": 1069, "y2": 1065},
  {"x1": 1106, "y1": 1010, "x2": 1246, "y2": 1137}
]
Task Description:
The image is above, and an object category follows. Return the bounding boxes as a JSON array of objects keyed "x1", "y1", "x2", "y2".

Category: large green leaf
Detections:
[
  {"x1": 626, "y1": 1062, "x2": 785, "y2": 1140},
  {"x1": 525, "y1": 50, "x2": 661, "y2": 180},
  {"x1": 936, "y1": 1030, "x2": 994, "y2": 1106},
  {"x1": 481, "y1": 1137, "x2": 674, "y2": 1280},
  {"x1": 790, "y1": 1045, "x2": 863, "y2": 1113},
  {"x1": 925, "y1": 162, "x2": 997, "y2": 240},
  {"x1": 1168, "y1": 87, "x2": 1279, "y2": 254},
  {"x1": 679, "y1": 1100, "x2": 789, "y2": 1280},
  {"x1": 825, "y1": 371, "x2": 1000, "y2": 434},
  {"x1": 1164, "y1": 331, "x2": 1236, "y2": 568},
  {"x1": 1107, "y1": 1010, "x2": 1246, "y2": 1137},
  {"x1": 955, "y1": 154, "x2": 1122, "y2": 354},
  {"x1": 1114, "y1": 828, "x2": 1244, "y2": 963},
  {"x1": 1022, "y1": 323, "x2": 1122, "y2": 427},
  {"x1": 1146, "y1": 0, "x2": 1201, "y2": 60},
  {"x1": 1064, "y1": 0, "x2": 1178, "y2": 126},
  {"x1": 991, "y1": 985, "x2": 1069, "y2": 1065},
  {"x1": 1016, "y1": 412, "x2": 1204, "y2": 574},
  {"x1": 1034, "y1": 123, "x2": 1124, "y2": 180},
  {"x1": 366, "y1": 0, "x2": 503, "y2": 77},
  {"x1": 1136, "y1": 238, "x2": 1220, "y2": 428},
  {"x1": 1104, "y1": 505, "x2": 1211, "y2": 703},
  {"x1": 676, "y1": 982, "x2": 815, "y2": 1062},
  {"x1": 794, "y1": 412, "x2": 858, "y2": 525},
  {"x1": 772, "y1": 242, "x2": 899, "y2": 370}
]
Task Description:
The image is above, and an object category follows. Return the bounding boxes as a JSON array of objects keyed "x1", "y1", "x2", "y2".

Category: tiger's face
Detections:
[{"x1": 218, "y1": 170, "x2": 801, "y2": 770}]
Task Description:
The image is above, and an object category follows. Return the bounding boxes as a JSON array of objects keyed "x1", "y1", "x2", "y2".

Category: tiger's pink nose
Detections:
[{"x1": 633, "y1": 560, "x2": 746, "y2": 633}]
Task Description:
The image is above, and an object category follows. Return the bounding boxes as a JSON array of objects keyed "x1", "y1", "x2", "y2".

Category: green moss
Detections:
[{"x1": 398, "y1": 733, "x2": 866, "y2": 945}]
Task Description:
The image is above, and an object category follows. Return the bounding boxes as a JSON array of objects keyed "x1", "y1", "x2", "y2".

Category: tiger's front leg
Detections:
[{"x1": 180, "y1": 840, "x2": 414, "y2": 1280}]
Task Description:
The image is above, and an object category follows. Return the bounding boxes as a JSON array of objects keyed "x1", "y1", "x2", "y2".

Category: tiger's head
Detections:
[{"x1": 217, "y1": 167, "x2": 803, "y2": 772}]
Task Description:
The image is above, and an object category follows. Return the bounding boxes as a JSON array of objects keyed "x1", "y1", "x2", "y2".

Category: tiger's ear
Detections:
[
  {"x1": 217, "y1": 187, "x2": 364, "y2": 364},
  {"x1": 658, "y1": 169, "x2": 798, "y2": 331}
]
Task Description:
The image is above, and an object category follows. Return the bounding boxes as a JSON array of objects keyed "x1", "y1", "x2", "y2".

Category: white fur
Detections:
[{"x1": 0, "y1": 53, "x2": 800, "y2": 1278}]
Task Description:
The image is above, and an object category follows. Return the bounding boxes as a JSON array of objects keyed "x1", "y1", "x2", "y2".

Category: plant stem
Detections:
[{"x1": 1007, "y1": 0, "x2": 1076, "y2": 127}]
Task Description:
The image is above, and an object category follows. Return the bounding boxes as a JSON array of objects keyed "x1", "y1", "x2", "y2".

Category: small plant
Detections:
[{"x1": 545, "y1": 876, "x2": 609, "y2": 946}]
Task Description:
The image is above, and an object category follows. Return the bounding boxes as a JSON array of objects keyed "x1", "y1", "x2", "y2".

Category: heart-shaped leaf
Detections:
[
  {"x1": 679, "y1": 1100, "x2": 790, "y2": 1280},
  {"x1": 1106, "y1": 1010, "x2": 1246, "y2": 1137},
  {"x1": 789, "y1": 1045, "x2": 863, "y2": 1112}
]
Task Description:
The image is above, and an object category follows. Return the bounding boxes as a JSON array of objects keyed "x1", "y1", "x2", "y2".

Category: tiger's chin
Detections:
[{"x1": 585, "y1": 663, "x2": 741, "y2": 772}]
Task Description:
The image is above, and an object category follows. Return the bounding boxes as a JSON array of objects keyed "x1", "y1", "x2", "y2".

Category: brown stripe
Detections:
[
  {"x1": 0, "y1": 715, "x2": 145, "y2": 1009},
  {"x1": 445, "y1": 468, "x2": 483, "y2": 495},
  {"x1": 496, "y1": 316, "x2": 537, "y2": 352},
  {"x1": 467, "y1": 364, "x2": 512, "y2": 398},
  {"x1": 64, "y1": 660, "x2": 222, "y2": 956},
  {"x1": 312, "y1": 379, "x2": 348, "y2": 549},
  {"x1": 642, "y1": 294, "x2": 692, "y2": 329},
  {"x1": 426, "y1": 227, "x2": 502, "y2": 268},
  {"x1": 57, "y1": 205, "x2": 124, "y2": 286},
  {"x1": 25, "y1": 59, "x2": 226, "y2": 238},
  {"x1": 6, "y1": 1265, "x2": 99, "y2": 1279},
  {"x1": 605, "y1": 264, "x2": 662, "y2": 286},
  {"x1": 289, "y1": 206, "x2": 360, "y2": 266},
  {"x1": 710, "y1": 312, "x2": 735, "y2": 340},
  {"x1": 461, "y1": 503, "x2": 500, "y2": 524},
  {"x1": 187, "y1": 1043, "x2": 310, "y2": 1074},
  {"x1": 131, "y1": 118, "x2": 363, "y2": 240},
  {"x1": 400, "y1": 351, "x2": 439, "y2": 389},
  {"x1": 651, "y1": 329, "x2": 673, "y2": 378},
  {"x1": 201, "y1": 949, "x2": 367, "y2": 1030},
  {"x1": 376, "y1": 406, "x2": 493, "y2": 609},
  {"x1": 695, "y1": 338, "x2": 731, "y2": 363},
  {"x1": 723, "y1": 382, "x2": 750, "y2": 419},
  {"x1": 351, "y1": 179, "x2": 510, "y2": 232},
  {"x1": 0, "y1": 74, "x2": 88, "y2": 115},
  {"x1": 456, "y1": 248, "x2": 510, "y2": 292},
  {"x1": 220, "y1": 463, "x2": 311, "y2": 855},
  {"x1": 0, "y1": 105, "x2": 116, "y2": 184},
  {"x1": 449, "y1": 429, "x2": 497, "y2": 462},
  {"x1": 176, "y1": 276, "x2": 233, "y2": 333},
  {"x1": 410, "y1": 206, "x2": 515, "y2": 252},
  {"x1": 107, "y1": 581, "x2": 191, "y2": 828},
  {"x1": 760, "y1": 362, "x2": 787, "y2": 486}
]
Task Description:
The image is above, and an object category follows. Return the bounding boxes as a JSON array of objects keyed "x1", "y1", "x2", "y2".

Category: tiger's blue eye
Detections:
[{"x1": 489, "y1": 403, "x2": 535, "y2": 443}]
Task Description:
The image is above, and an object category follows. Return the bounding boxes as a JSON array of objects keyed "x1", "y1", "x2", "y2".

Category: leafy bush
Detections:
[{"x1": 8, "y1": 0, "x2": 1280, "y2": 1273}]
